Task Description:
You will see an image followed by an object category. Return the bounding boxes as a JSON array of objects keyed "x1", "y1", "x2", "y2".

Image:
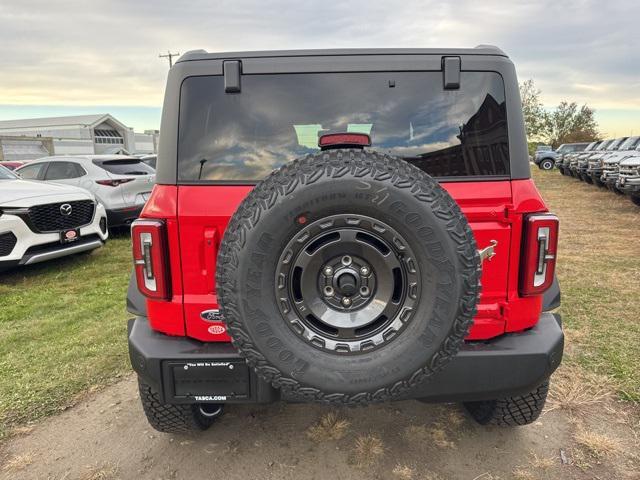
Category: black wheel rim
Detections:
[{"x1": 275, "y1": 214, "x2": 421, "y2": 354}]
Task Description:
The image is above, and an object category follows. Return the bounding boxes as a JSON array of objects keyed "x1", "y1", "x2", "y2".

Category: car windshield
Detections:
[
  {"x1": 0, "y1": 165, "x2": 18, "y2": 179},
  {"x1": 608, "y1": 138, "x2": 626, "y2": 150},
  {"x1": 178, "y1": 71, "x2": 511, "y2": 182},
  {"x1": 619, "y1": 136, "x2": 640, "y2": 150},
  {"x1": 92, "y1": 158, "x2": 155, "y2": 176}
]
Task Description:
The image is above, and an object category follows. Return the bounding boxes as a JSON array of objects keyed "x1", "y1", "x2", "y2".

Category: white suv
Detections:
[
  {"x1": 16, "y1": 155, "x2": 155, "y2": 227},
  {"x1": 0, "y1": 165, "x2": 108, "y2": 272}
]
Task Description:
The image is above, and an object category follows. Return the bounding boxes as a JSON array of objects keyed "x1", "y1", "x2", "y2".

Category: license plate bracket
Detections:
[{"x1": 168, "y1": 360, "x2": 251, "y2": 401}]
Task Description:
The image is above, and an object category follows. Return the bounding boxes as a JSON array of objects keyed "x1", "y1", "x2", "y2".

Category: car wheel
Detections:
[
  {"x1": 631, "y1": 195, "x2": 640, "y2": 207},
  {"x1": 539, "y1": 159, "x2": 554, "y2": 171},
  {"x1": 464, "y1": 381, "x2": 549, "y2": 426},
  {"x1": 138, "y1": 379, "x2": 223, "y2": 433},
  {"x1": 217, "y1": 149, "x2": 481, "y2": 405}
]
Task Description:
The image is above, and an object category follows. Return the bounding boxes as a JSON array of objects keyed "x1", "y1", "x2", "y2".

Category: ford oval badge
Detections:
[{"x1": 200, "y1": 309, "x2": 224, "y2": 322}]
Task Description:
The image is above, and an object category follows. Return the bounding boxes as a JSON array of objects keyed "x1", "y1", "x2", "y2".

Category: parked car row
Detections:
[
  {"x1": 0, "y1": 154, "x2": 156, "y2": 272},
  {"x1": 553, "y1": 137, "x2": 640, "y2": 207}
]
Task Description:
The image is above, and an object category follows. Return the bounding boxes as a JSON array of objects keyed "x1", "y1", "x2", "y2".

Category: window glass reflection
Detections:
[{"x1": 178, "y1": 72, "x2": 509, "y2": 182}]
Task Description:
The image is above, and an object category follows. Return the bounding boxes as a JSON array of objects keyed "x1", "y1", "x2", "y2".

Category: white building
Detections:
[{"x1": 0, "y1": 114, "x2": 159, "y2": 160}]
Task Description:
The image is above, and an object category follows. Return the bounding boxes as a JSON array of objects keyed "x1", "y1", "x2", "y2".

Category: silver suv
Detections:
[{"x1": 16, "y1": 155, "x2": 155, "y2": 227}]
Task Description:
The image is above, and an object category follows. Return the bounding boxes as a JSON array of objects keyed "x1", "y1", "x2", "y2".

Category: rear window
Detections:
[
  {"x1": 93, "y1": 159, "x2": 155, "y2": 176},
  {"x1": 178, "y1": 71, "x2": 510, "y2": 182}
]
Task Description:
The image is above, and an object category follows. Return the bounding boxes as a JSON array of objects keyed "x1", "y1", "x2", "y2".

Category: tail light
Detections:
[
  {"x1": 96, "y1": 178, "x2": 134, "y2": 187},
  {"x1": 131, "y1": 219, "x2": 170, "y2": 300},
  {"x1": 319, "y1": 133, "x2": 371, "y2": 150},
  {"x1": 519, "y1": 214, "x2": 559, "y2": 296}
]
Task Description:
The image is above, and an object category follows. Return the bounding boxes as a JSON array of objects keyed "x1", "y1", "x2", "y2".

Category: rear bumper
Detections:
[
  {"x1": 106, "y1": 205, "x2": 143, "y2": 227},
  {"x1": 128, "y1": 313, "x2": 564, "y2": 404}
]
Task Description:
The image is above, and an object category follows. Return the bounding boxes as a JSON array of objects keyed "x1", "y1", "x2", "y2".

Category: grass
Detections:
[
  {"x1": 306, "y1": 412, "x2": 351, "y2": 441},
  {"x1": 0, "y1": 231, "x2": 132, "y2": 438},
  {"x1": 574, "y1": 428, "x2": 621, "y2": 458},
  {"x1": 532, "y1": 169, "x2": 640, "y2": 401},
  {"x1": 352, "y1": 434, "x2": 385, "y2": 467}
]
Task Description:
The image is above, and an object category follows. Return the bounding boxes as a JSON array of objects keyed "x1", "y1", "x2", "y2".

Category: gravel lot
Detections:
[{"x1": 1, "y1": 371, "x2": 638, "y2": 480}]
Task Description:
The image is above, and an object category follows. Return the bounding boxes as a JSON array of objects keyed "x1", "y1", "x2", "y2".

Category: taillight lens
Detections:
[
  {"x1": 318, "y1": 133, "x2": 371, "y2": 149},
  {"x1": 96, "y1": 178, "x2": 134, "y2": 187},
  {"x1": 131, "y1": 219, "x2": 170, "y2": 300},
  {"x1": 519, "y1": 214, "x2": 559, "y2": 296}
]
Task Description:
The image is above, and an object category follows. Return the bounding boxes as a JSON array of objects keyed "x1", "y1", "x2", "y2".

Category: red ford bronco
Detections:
[{"x1": 127, "y1": 46, "x2": 563, "y2": 433}]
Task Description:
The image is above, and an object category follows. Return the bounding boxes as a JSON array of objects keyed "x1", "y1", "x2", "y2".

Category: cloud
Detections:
[{"x1": 0, "y1": 0, "x2": 638, "y2": 130}]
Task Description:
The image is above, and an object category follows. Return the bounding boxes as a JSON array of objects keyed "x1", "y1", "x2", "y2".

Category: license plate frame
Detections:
[{"x1": 60, "y1": 228, "x2": 80, "y2": 244}]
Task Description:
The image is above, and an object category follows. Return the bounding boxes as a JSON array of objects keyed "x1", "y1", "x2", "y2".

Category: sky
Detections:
[{"x1": 0, "y1": 0, "x2": 638, "y2": 136}]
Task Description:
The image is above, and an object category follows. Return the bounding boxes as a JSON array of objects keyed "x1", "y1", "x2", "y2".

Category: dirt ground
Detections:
[{"x1": 1, "y1": 371, "x2": 638, "y2": 480}]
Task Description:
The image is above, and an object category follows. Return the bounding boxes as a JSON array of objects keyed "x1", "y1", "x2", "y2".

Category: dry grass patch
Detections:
[
  {"x1": 392, "y1": 463, "x2": 416, "y2": 479},
  {"x1": 512, "y1": 468, "x2": 536, "y2": 480},
  {"x1": 547, "y1": 366, "x2": 612, "y2": 416},
  {"x1": 353, "y1": 434, "x2": 385, "y2": 467},
  {"x1": 1, "y1": 452, "x2": 34, "y2": 472},
  {"x1": 404, "y1": 423, "x2": 456, "y2": 449},
  {"x1": 574, "y1": 428, "x2": 621, "y2": 459},
  {"x1": 528, "y1": 452, "x2": 555, "y2": 470},
  {"x1": 80, "y1": 462, "x2": 120, "y2": 480},
  {"x1": 306, "y1": 412, "x2": 350, "y2": 441}
]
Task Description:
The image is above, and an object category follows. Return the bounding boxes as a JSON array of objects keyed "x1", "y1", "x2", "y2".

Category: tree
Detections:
[
  {"x1": 546, "y1": 101, "x2": 600, "y2": 148},
  {"x1": 519, "y1": 79, "x2": 548, "y2": 140}
]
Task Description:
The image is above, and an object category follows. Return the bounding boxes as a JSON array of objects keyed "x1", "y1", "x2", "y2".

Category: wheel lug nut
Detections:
[
  {"x1": 360, "y1": 266, "x2": 370, "y2": 276},
  {"x1": 323, "y1": 266, "x2": 333, "y2": 276},
  {"x1": 342, "y1": 297, "x2": 352, "y2": 306}
]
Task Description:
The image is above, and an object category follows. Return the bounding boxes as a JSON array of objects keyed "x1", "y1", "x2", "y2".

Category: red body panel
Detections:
[
  {"x1": 142, "y1": 179, "x2": 549, "y2": 342},
  {"x1": 139, "y1": 185, "x2": 185, "y2": 336}
]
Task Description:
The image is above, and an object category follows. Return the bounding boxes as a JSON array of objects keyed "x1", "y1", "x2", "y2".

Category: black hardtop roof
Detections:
[{"x1": 177, "y1": 46, "x2": 507, "y2": 63}]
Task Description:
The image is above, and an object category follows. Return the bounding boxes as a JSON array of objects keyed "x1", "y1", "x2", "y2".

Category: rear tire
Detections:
[
  {"x1": 558, "y1": 167, "x2": 566, "y2": 175},
  {"x1": 463, "y1": 381, "x2": 549, "y2": 426},
  {"x1": 138, "y1": 379, "x2": 222, "y2": 433},
  {"x1": 631, "y1": 195, "x2": 640, "y2": 207},
  {"x1": 583, "y1": 175, "x2": 594, "y2": 184}
]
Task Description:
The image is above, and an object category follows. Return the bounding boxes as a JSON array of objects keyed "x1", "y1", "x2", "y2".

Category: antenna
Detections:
[{"x1": 159, "y1": 51, "x2": 180, "y2": 68}]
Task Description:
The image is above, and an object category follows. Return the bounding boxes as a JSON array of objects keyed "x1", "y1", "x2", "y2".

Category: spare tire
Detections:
[{"x1": 216, "y1": 149, "x2": 481, "y2": 404}]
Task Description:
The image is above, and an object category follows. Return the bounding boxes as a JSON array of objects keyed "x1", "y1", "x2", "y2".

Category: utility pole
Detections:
[{"x1": 159, "y1": 51, "x2": 180, "y2": 68}]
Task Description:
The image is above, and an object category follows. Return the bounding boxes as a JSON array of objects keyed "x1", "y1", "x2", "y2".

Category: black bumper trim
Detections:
[
  {"x1": 106, "y1": 206, "x2": 143, "y2": 227},
  {"x1": 128, "y1": 312, "x2": 563, "y2": 404}
]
